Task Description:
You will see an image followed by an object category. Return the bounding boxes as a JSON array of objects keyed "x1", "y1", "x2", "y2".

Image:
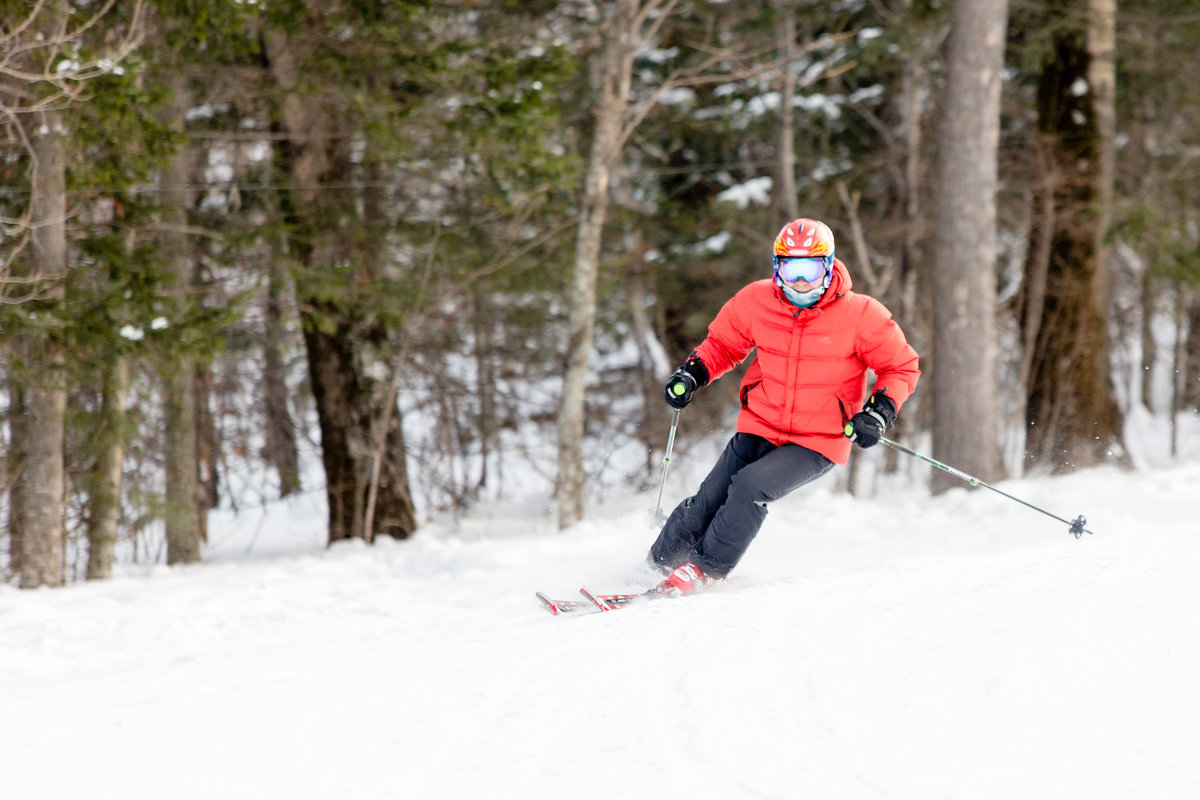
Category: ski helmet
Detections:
[{"x1": 772, "y1": 218, "x2": 835, "y2": 290}]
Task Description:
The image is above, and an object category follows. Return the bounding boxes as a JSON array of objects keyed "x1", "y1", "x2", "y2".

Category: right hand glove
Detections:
[{"x1": 664, "y1": 356, "x2": 709, "y2": 410}]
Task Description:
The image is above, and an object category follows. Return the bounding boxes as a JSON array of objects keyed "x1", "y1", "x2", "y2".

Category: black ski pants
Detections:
[{"x1": 647, "y1": 433, "x2": 834, "y2": 579}]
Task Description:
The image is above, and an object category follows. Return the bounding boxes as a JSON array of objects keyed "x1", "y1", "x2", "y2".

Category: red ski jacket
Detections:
[{"x1": 693, "y1": 259, "x2": 920, "y2": 465}]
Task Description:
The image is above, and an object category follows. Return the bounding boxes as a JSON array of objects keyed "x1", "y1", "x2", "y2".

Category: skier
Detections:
[{"x1": 648, "y1": 218, "x2": 920, "y2": 595}]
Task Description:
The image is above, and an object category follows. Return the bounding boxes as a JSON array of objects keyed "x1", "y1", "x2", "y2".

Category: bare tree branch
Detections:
[{"x1": 1, "y1": 0, "x2": 145, "y2": 284}]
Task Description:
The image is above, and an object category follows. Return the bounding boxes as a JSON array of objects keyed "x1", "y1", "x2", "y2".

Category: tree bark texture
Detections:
[
  {"x1": 86, "y1": 356, "x2": 131, "y2": 580},
  {"x1": 160, "y1": 72, "x2": 203, "y2": 565},
  {"x1": 300, "y1": 317, "x2": 416, "y2": 542},
  {"x1": 930, "y1": 0, "x2": 1007, "y2": 491},
  {"x1": 13, "y1": 362, "x2": 67, "y2": 589},
  {"x1": 14, "y1": 102, "x2": 69, "y2": 588}
]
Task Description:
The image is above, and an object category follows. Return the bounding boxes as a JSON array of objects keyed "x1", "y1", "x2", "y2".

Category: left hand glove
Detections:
[
  {"x1": 845, "y1": 390, "x2": 897, "y2": 449},
  {"x1": 664, "y1": 355, "x2": 710, "y2": 410}
]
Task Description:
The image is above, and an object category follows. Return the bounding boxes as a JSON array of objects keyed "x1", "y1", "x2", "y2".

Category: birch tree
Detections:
[
  {"x1": 556, "y1": 0, "x2": 680, "y2": 528},
  {"x1": 1, "y1": 0, "x2": 141, "y2": 587},
  {"x1": 10, "y1": 95, "x2": 68, "y2": 585},
  {"x1": 0, "y1": 0, "x2": 143, "y2": 283}
]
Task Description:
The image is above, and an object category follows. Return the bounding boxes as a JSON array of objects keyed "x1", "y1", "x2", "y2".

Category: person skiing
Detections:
[{"x1": 648, "y1": 217, "x2": 920, "y2": 595}]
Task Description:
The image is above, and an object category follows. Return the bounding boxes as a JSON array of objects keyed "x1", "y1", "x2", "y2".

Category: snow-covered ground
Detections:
[{"x1": 4, "y1": 431, "x2": 1200, "y2": 799}]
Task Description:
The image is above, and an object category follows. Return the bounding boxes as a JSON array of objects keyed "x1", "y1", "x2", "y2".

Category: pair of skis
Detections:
[{"x1": 535, "y1": 586, "x2": 663, "y2": 616}]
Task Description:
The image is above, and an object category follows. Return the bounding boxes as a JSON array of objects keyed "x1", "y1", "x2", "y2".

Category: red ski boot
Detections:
[{"x1": 654, "y1": 561, "x2": 714, "y2": 596}]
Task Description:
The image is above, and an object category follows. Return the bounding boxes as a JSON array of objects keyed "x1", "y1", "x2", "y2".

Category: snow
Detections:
[
  {"x1": 4, "y1": 442, "x2": 1200, "y2": 798},
  {"x1": 716, "y1": 175, "x2": 773, "y2": 209}
]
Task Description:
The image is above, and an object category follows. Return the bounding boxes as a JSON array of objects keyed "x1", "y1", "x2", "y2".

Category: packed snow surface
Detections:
[{"x1": 4, "y1": 455, "x2": 1199, "y2": 799}]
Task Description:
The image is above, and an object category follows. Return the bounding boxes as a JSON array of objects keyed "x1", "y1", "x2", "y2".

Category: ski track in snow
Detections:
[{"x1": 3, "y1": 462, "x2": 1200, "y2": 799}]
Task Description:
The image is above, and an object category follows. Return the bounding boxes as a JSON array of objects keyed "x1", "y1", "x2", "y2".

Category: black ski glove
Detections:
[
  {"x1": 845, "y1": 390, "x2": 897, "y2": 449},
  {"x1": 664, "y1": 355, "x2": 710, "y2": 410}
]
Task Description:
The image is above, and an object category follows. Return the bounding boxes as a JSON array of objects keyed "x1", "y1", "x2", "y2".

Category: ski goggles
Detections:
[{"x1": 774, "y1": 255, "x2": 829, "y2": 285}]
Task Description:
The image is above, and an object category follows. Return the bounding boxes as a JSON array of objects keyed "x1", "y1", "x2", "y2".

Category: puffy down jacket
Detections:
[{"x1": 693, "y1": 259, "x2": 919, "y2": 465}]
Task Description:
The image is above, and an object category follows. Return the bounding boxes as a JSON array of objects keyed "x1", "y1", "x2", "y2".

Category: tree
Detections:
[
  {"x1": 261, "y1": 2, "x2": 420, "y2": 543},
  {"x1": 929, "y1": 0, "x2": 1007, "y2": 491},
  {"x1": 556, "y1": 0, "x2": 681, "y2": 528},
  {"x1": 3, "y1": 0, "x2": 91, "y2": 587},
  {"x1": 157, "y1": 68, "x2": 204, "y2": 564},
  {"x1": 86, "y1": 356, "x2": 130, "y2": 579},
  {"x1": 0, "y1": 0, "x2": 144, "y2": 283},
  {"x1": 1018, "y1": 0, "x2": 1127, "y2": 472},
  {"x1": 262, "y1": 258, "x2": 302, "y2": 497},
  {"x1": 1108, "y1": 2, "x2": 1200, "y2": 454}
]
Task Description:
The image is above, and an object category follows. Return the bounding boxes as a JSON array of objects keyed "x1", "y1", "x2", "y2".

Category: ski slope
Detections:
[{"x1": 3, "y1": 455, "x2": 1200, "y2": 799}]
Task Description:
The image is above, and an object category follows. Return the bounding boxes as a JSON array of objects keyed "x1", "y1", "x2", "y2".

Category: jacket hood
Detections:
[{"x1": 827, "y1": 257, "x2": 851, "y2": 294}]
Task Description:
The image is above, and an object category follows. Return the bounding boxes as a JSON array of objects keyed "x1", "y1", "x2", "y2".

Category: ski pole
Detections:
[
  {"x1": 651, "y1": 409, "x2": 682, "y2": 526},
  {"x1": 879, "y1": 437, "x2": 1093, "y2": 539}
]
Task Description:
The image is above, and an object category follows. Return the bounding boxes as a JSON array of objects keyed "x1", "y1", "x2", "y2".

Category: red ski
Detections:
[
  {"x1": 535, "y1": 589, "x2": 644, "y2": 616},
  {"x1": 580, "y1": 585, "x2": 671, "y2": 612}
]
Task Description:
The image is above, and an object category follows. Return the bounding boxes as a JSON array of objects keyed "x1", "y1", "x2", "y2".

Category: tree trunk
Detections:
[
  {"x1": 1088, "y1": 0, "x2": 1117, "y2": 298},
  {"x1": 472, "y1": 288, "x2": 497, "y2": 497},
  {"x1": 1185, "y1": 294, "x2": 1200, "y2": 413},
  {"x1": 299, "y1": 313, "x2": 416, "y2": 542},
  {"x1": 1140, "y1": 276, "x2": 1157, "y2": 410},
  {"x1": 555, "y1": 0, "x2": 640, "y2": 528},
  {"x1": 265, "y1": 30, "x2": 416, "y2": 543},
  {"x1": 263, "y1": 257, "x2": 301, "y2": 497},
  {"x1": 160, "y1": 73, "x2": 202, "y2": 565},
  {"x1": 163, "y1": 366, "x2": 201, "y2": 563},
  {"x1": 13, "y1": 363, "x2": 67, "y2": 589},
  {"x1": 14, "y1": 102, "x2": 69, "y2": 588},
  {"x1": 195, "y1": 364, "x2": 219, "y2": 520},
  {"x1": 897, "y1": 18, "x2": 932, "y2": 341},
  {"x1": 1170, "y1": 287, "x2": 1186, "y2": 457},
  {"x1": 1020, "y1": 0, "x2": 1127, "y2": 472},
  {"x1": 930, "y1": 0, "x2": 1007, "y2": 491},
  {"x1": 86, "y1": 356, "x2": 131, "y2": 580},
  {"x1": 900, "y1": 49, "x2": 923, "y2": 297}
]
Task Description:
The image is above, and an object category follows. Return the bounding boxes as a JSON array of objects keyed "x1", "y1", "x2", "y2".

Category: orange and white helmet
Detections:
[{"x1": 772, "y1": 218, "x2": 835, "y2": 288}]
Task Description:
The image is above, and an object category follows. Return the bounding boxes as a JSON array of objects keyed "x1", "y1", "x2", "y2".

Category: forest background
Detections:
[{"x1": 2, "y1": 0, "x2": 1197, "y2": 589}]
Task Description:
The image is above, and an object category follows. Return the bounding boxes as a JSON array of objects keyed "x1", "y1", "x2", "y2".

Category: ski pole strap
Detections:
[{"x1": 878, "y1": 437, "x2": 1093, "y2": 539}]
